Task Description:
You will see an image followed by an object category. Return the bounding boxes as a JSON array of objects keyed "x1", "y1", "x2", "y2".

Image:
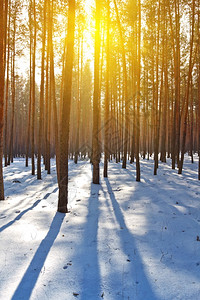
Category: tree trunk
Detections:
[
  {"x1": 74, "y1": 33, "x2": 81, "y2": 165},
  {"x1": 113, "y1": 0, "x2": 129, "y2": 170},
  {"x1": 103, "y1": 0, "x2": 110, "y2": 178},
  {"x1": 154, "y1": 0, "x2": 160, "y2": 176},
  {"x1": 46, "y1": 0, "x2": 51, "y2": 175},
  {"x1": 92, "y1": 0, "x2": 101, "y2": 184},
  {"x1": 50, "y1": 0, "x2": 59, "y2": 181},
  {"x1": 37, "y1": 0, "x2": 46, "y2": 179},
  {"x1": 58, "y1": 0, "x2": 75, "y2": 213},
  {"x1": 0, "y1": 0, "x2": 5, "y2": 200},
  {"x1": 25, "y1": 2, "x2": 32, "y2": 168},
  {"x1": 8, "y1": 11, "x2": 16, "y2": 165},
  {"x1": 178, "y1": 0, "x2": 195, "y2": 174},
  {"x1": 160, "y1": 0, "x2": 167, "y2": 163},
  {"x1": 198, "y1": 0, "x2": 200, "y2": 179},
  {"x1": 31, "y1": 0, "x2": 36, "y2": 175},
  {"x1": 136, "y1": 0, "x2": 141, "y2": 181},
  {"x1": 4, "y1": 4, "x2": 10, "y2": 167}
]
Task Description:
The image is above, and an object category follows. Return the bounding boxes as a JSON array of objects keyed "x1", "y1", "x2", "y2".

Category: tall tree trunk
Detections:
[
  {"x1": 104, "y1": 0, "x2": 110, "y2": 178},
  {"x1": 92, "y1": 0, "x2": 101, "y2": 184},
  {"x1": 8, "y1": 10, "x2": 16, "y2": 165},
  {"x1": 160, "y1": 0, "x2": 167, "y2": 163},
  {"x1": 3, "y1": 0, "x2": 8, "y2": 74},
  {"x1": 178, "y1": 0, "x2": 195, "y2": 174},
  {"x1": 136, "y1": 0, "x2": 141, "y2": 181},
  {"x1": 130, "y1": 24, "x2": 137, "y2": 164},
  {"x1": 25, "y1": 2, "x2": 32, "y2": 168},
  {"x1": 190, "y1": 80, "x2": 194, "y2": 163},
  {"x1": 50, "y1": 0, "x2": 59, "y2": 181},
  {"x1": 74, "y1": 33, "x2": 81, "y2": 165},
  {"x1": 113, "y1": 0, "x2": 129, "y2": 170},
  {"x1": 168, "y1": 0, "x2": 178, "y2": 169},
  {"x1": 31, "y1": 0, "x2": 36, "y2": 175},
  {"x1": 0, "y1": 0, "x2": 5, "y2": 200},
  {"x1": 4, "y1": 3, "x2": 10, "y2": 167},
  {"x1": 154, "y1": 0, "x2": 160, "y2": 175},
  {"x1": 37, "y1": 0, "x2": 46, "y2": 179},
  {"x1": 44, "y1": 18, "x2": 49, "y2": 171},
  {"x1": 198, "y1": 0, "x2": 200, "y2": 179},
  {"x1": 58, "y1": 0, "x2": 75, "y2": 213},
  {"x1": 175, "y1": 0, "x2": 181, "y2": 168},
  {"x1": 146, "y1": 69, "x2": 150, "y2": 160},
  {"x1": 46, "y1": 0, "x2": 51, "y2": 174},
  {"x1": 142, "y1": 66, "x2": 146, "y2": 160}
]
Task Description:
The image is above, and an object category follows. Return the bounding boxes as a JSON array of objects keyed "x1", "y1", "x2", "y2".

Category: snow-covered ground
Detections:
[{"x1": 0, "y1": 155, "x2": 200, "y2": 300}]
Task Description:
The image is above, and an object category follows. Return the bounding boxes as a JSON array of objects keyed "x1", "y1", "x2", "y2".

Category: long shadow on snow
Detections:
[
  {"x1": 1, "y1": 183, "x2": 59, "y2": 220},
  {"x1": 125, "y1": 164, "x2": 200, "y2": 219},
  {"x1": 11, "y1": 212, "x2": 64, "y2": 300},
  {"x1": 0, "y1": 200, "x2": 41, "y2": 233},
  {"x1": 0, "y1": 190, "x2": 56, "y2": 233},
  {"x1": 111, "y1": 164, "x2": 200, "y2": 289},
  {"x1": 4, "y1": 181, "x2": 58, "y2": 208},
  {"x1": 105, "y1": 178, "x2": 158, "y2": 300},
  {"x1": 74, "y1": 183, "x2": 102, "y2": 300}
]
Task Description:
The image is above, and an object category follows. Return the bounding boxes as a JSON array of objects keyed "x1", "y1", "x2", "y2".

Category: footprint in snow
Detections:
[
  {"x1": 13, "y1": 180, "x2": 21, "y2": 183},
  {"x1": 63, "y1": 262, "x2": 72, "y2": 269},
  {"x1": 0, "y1": 215, "x2": 6, "y2": 219},
  {"x1": 73, "y1": 292, "x2": 79, "y2": 297},
  {"x1": 113, "y1": 187, "x2": 122, "y2": 192}
]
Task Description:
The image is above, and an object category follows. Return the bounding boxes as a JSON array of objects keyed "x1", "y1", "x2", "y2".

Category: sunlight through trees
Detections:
[{"x1": 0, "y1": 0, "x2": 200, "y2": 212}]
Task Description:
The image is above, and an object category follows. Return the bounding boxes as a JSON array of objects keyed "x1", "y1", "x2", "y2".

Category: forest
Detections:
[{"x1": 0, "y1": 0, "x2": 200, "y2": 299}]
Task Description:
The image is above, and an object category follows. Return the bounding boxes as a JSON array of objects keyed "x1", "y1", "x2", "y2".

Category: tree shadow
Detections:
[
  {"x1": 11, "y1": 212, "x2": 64, "y2": 300},
  {"x1": 73, "y1": 183, "x2": 102, "y2": 299},
  {"x1": 0, "y1": 199, "x2": 42, "y2": 233},
  {"x1": 0, "y1": 185, "x2": 60, "y2": 234},
  {"x1": 105, "y1": 178, "x2": 158, "y2": 300}
]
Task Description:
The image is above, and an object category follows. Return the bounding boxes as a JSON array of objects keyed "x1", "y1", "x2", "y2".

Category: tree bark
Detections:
[
  {"x1": 136, "y1": 0, "x2": 141, "y2": 181},
  {"x1": 58, "y1": 0, "x2": 75, "y2": 213},
  {"x1": 25, "y1": 2, "x2": 32, "y2": 168},
  {"x1": 4, "y1": 3, "x2": 10, "y2": 167},
  {"x1": 103, "y1": 0, "x2": 110, "y2": 178},
  {"x1": 178, "y1": 0, "x2": 195, "y2": 174},
  {"x1": 113, "y1": 0, "x2": 129, "y2": 170},
  {"x1": 0, "y1": 0, "x2": 5, "y2": 200},
  {"x1": 31, "y1": 0, "x2": 36, "y2": 175},
  {"x1": 8, "y1": 9, "x2": 16, "y2": 166},
  {"x1": 92, "y1": 0, "x2": 101, "y2": 184},
  {"x1": 50, "y1": 0, "x2": 59, "y2": 181},
  {"x1": 37, "y1": 0, "x2": 46, "y2": 179},
  {"x1": 154, "y1": 0, "x2": 160, "y2": 176},
  {"x1": 198, "y1": 0, "x2": 200, "y2": 179}
]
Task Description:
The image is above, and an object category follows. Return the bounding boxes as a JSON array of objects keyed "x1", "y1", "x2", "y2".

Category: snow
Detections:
[{"x1": 0, "y1": 155, "x2": 200, "y2": 300}]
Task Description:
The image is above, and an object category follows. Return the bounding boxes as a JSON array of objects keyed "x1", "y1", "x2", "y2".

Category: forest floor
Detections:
[{"x1": 0, "y1": 155, "x2": 200, "y2": 300}]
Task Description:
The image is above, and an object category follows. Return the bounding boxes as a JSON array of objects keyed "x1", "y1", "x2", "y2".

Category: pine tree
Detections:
[{"x1": 58, "y1": 0, "x2": 76, "y2": 213}]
